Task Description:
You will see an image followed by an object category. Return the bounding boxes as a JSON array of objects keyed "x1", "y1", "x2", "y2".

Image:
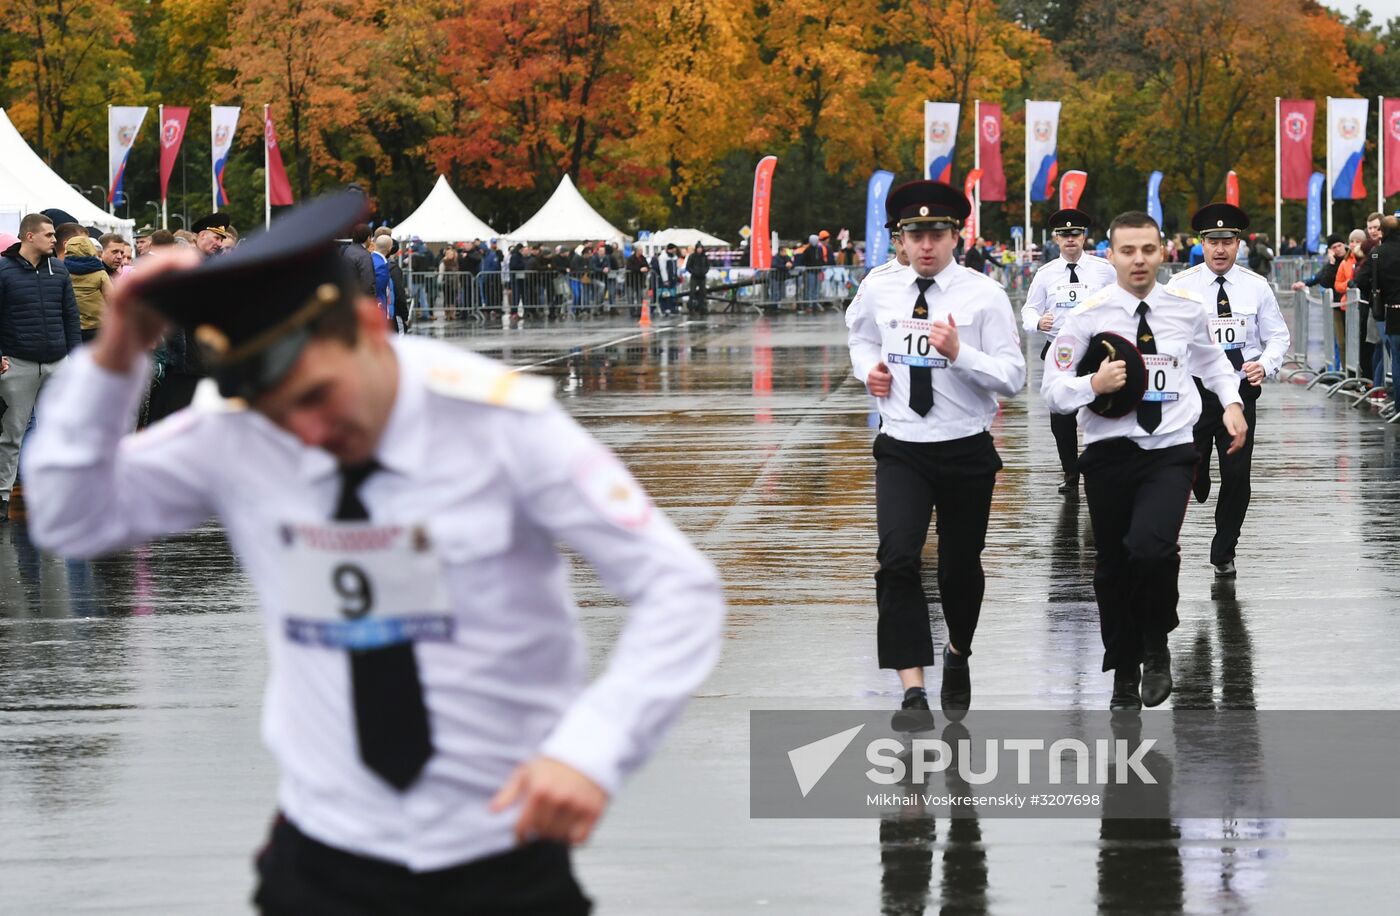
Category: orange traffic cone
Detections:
[{"x1": 639, "y1": 297, "x2": 652, "y2": 328}]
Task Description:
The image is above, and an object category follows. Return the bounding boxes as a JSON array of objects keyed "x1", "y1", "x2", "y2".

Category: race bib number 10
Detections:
[
  {"x1": 1208, "y1": 316, "x2": 1247, "y2": 351},
  {"x1": 882, "y1": 318, "x2": 949, "y2": 369},
  {"x1": 1141, "y1": 354, "x2": 1184, "y2": 403}
]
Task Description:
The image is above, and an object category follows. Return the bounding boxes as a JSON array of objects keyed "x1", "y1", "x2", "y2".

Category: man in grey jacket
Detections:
[{"x1": 0, "y1": 213, "x2": 81, "y2": 520}]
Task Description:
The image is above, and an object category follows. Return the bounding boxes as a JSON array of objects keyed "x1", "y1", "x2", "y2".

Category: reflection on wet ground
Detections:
[{"x1": 3, "y1": 314, "x2": 1398, "y2": 913}]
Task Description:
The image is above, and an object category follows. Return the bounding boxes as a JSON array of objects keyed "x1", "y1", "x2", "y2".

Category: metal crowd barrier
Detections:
[{"x1": 403, "y1": 267, "x2": 879, "y2": 326}]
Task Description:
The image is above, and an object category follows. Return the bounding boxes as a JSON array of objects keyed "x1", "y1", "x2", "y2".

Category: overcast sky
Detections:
[{"x1": 1328, "y1": 0, "x2": 1400, "y2": 23}]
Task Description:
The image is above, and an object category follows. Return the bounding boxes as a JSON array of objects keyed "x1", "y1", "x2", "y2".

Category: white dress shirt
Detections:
[
  {"x1": 846, "y1": 258, "x2": 1026, "y2": 443},
  {"x1": 1040, "y1": 281, "x2": 1244, "y2": 449},
  {"x1": 1020, "y1": 254, "x2": 1117, "y2": 341},
  {"x1": 1169, "y1": 262, "x2": 1291, "y2": 377},
  {"x1": 22, "y1": 336, "x2": 725, "y2": 871}
]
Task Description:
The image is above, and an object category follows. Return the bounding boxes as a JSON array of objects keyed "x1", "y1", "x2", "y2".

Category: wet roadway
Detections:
[{"x1": 2, "y1": 313, "x2": 1398, "y2": 913}]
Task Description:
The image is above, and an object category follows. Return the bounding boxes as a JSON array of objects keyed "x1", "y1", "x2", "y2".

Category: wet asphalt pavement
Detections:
[{"x1": 2, "y1": 312, "x2": 1398, "y2": 913}]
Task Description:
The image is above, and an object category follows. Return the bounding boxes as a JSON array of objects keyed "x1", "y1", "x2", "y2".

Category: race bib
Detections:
[
  {"x1": 1052, "y1": 282, "x2": 1088, "y2": 311},
  {"x1": 882, "y1": 317, "x2": 949, "y2": 369},
  {"x1": 1208, "y1": 316, "x2": 1247, "y2": 351},
  {"x1": 278, "y1": 522, "x2": 455, "y2": 650},
  {"x1": 1142, "y1": 353, "x2": 1184, "y2": 403}
]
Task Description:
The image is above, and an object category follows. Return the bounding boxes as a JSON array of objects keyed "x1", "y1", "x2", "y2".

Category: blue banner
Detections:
[
  {"x1": 1146, "y1": 171, "x2": 1164, "y2": 228},
  {"x1": 866, "y1": 170, "x2": 895, "y2": 268},
  {"x1": 1306, "y1": 172, "x2": 1325, "y2": 254}
]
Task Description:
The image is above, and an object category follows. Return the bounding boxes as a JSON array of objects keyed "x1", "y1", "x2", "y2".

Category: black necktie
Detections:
[
  {"x1": 335, "y1": 461, "x2": 434, "y2": 791},
  {"x1": 1214, "y1": 276, "x2": 1245, "y2": 370},
  {"x1": 1067, "y1": 262, "x2": 1080, "y2": 284},
  {"x1": 1136, "y1": 301, "x2": 1162, "y2": 433},
  {"x1": 909, "y1": 277, "x2": 936, "y2": 416}
]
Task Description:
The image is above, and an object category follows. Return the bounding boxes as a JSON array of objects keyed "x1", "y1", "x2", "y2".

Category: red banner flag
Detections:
[
  {"x1": 265, "y1": 107, "x2": 294, "y2": 206},
  {"x1": 1384, "y1": 98, "x2": 1400, "y2": 199},
  {"x1": 977, "y1": 104, "x2": 1005, "y2": 201},
  {"x1": 1059, "y1": 170, "x2": 1087, "y2": 209},
  {"x1": 158, "y1": 106, "x2": 190, "y2": 202},
  {"x1": 1279, "y1": 99, "x2": 1315, "y2": 200},
  {"x1": 750, "y1": 156, "x2": 777, "y2": 269},
  {"x1": 1225, "y1": 170, "x2": 1240, "y2": 206},
  {"x1": 963, "y1": 168, "x2": 983, "y2": 243}
]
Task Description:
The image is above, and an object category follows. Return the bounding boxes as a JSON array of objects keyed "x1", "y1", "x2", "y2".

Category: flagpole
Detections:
[
  {"x1": 1379, "y1": 95, "x2": 1385, "y2": 213},
  {"x1": 159, "y1": 104, "x2": 168, "y2": 230},
  {"x1": 1023, "y1": 99, "x2": 1031, "y2": 255},
  {"x1": 264, "y1": 104, "x2": 272, "y2": 230},
  {"x1": 973, "y1": 99, "x2": 981, "y2": 244},
  {"x1": 1325, "y1": 97, "x2": 1333, "y2": 239},
  {"x1": 1274, "y1": 97, "x2": 1282, "y2": 252},
  {"x1": 107, "y1": 105, "x2": 114, "y2": 216},
  {"x1": 211, "y1": 105, "x2": 218, "y2": 213}
]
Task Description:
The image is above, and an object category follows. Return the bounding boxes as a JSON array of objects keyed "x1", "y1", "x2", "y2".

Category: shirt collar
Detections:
[
  {"x1": 1112, "y1": 281, "x2": 1158, "y2": 316},
  {"x1": 1214, "y1": 262, "x2": 1241, "y2": 285},
  {"x1": 296, "y1": 337, "x2": 427, "y2": 482},
  {"x1": 905, "y1": 258, "x2": 960, "y2": 294}
]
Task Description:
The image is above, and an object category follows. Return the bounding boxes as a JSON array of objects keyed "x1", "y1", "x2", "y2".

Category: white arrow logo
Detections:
[{"x1": 788, "y1": 725, "x2": 864, "y2": 797}]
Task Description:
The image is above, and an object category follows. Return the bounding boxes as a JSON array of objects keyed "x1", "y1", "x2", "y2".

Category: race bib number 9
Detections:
[
  {"x1": 1208, "y1": 316, "x2": 1246, "y2": 351},
  {"x1": 1052, "y1": 282, "x2": 1088, "y2": 311},
  {"x1": 1141, "y1": 353, "x2": 1183, "y2": 402},
  {"x1": 882, "y1": 318, "x2": 948, "y2": 369},
  {"x1": 279, "y1": 522, "x2": 455, "y2": 650}
]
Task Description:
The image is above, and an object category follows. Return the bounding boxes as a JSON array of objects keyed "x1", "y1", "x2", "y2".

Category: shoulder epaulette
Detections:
[
  {"x1": 1164, "y1": 285, "x2": 1203, "y2": 302},
  {"x1": 425, "y1": 362, "x2": 553, "y2": 411},
  {"x1": 1176, "y1": 264, "x2": 1205, "y2": 278},
  {"x1": 1069, "y1": 287, "x2": 1114, "y2": 315}
]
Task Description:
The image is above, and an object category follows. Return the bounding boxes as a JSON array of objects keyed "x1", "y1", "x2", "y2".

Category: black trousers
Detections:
[
  {"x1": 1192, "y1": 379, "x2": 1259, "y2": 566},
  {"x1": 874, "y1": 432, "x2": 1001, "y2": 669},
  {"x1": 1079, "y1": 440, "x2": 1197, "y2": 672},
  {"x1": 1050, "y1": 411, "x2": 1080, "y2": 477},
  {"x1": 254, "y1": 816, "x2": 592, "y2": 916}
]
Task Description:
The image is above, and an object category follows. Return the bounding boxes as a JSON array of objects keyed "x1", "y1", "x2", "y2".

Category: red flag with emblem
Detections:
[
  {"x1": 158, "y1": 107, "x2": 190, "y2": 202},
  {"x1": 265, "y1": 107, "x2": 294, "y2": 206},
  {"x1": 1279, "y1": 99, "x2": 1315, "y2": 200}
]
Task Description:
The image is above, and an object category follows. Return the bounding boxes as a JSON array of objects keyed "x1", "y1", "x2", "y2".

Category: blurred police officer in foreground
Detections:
[
  {"x1": 1041, "y1": 211, "x2": 1246, "y2": 710},
  {"x1": 845, "y1": 180, "x2": 1025, "y2": 719},
  {"x1": 23, "y1": 193, "x2": 725, "y2": 914},
  {"x1": 1020, "y1": 208, "x2": 1116, "y2": 495},
  {"x1": 1173, "y1": 203, "x2": 1289, "y2": 576}
]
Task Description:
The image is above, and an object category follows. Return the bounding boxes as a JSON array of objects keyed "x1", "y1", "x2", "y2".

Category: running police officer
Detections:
[
  {"x1": 1041, "y1": 211, "x2": 1246, "y2": 710},
  {"x1": 845, "y1": 180, "x2": 1025, "y2": 717},
  {"x1": 1021, "y1": 208, "x2": 1116, "y2": 495},
  {"x1": 1173, "y1": 203, "x2": 1289, "y2": 576},
  {"x1": 23, "y1": 193, "x2": 725, "y2": 914}
]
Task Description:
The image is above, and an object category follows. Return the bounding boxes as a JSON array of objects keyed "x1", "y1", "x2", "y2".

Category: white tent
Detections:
[
  {"x1": 639, "y1": 227, "x2": 729, "y2": 254},
  {"x1": 507, "y1": 174, "x2": 626, "y2": 243},
  {"x1": 390, "y1": 174, "x2": 497, "y2": 243},
  {"x1": 0, "y1": 108, "x2": 135, "y2": 239}
]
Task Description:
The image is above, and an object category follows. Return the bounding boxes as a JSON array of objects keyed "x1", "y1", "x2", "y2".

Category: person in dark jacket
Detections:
[
  {"x1": 1353, "y1": 216, "x2": 1400, "y2": 402},
  {"x1": 388, "y1": 248, "x2": 412, "y2": 331},
  {"x1": 0, "y1": 213, "x2": 81, "y2": 520},
  {"x1": 340, "y1": 223, "x2": 376, "y2": 297},
  {"x1": 684, "y1": 244, "x2": 710, "y2": 314},
  {"x1": 1292, "y1": 234, "x2": 1348, "y2": 364}
]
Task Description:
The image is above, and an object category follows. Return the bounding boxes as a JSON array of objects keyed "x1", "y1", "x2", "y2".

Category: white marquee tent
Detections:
[
  {"x1": 390, "y1": 174, "x2": 497, "y2": 242},
  {"x1": 507, "y1": 174, "x2": 626, "y2": 244},
  {"x1": 638, "y1": 227, "x2": 729, "y2": 254},
  {"x1": 0, "y1": 108, "x2": 135, "y2": 239}
]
